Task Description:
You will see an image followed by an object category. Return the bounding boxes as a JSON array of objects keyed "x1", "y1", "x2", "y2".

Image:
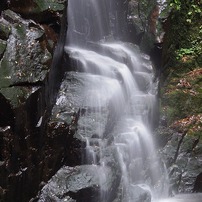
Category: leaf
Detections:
[{"x1": 186, "y1": 19, "x2": 192, "y2": 23}]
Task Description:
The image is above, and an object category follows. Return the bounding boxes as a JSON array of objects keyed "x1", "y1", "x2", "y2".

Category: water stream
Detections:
[{"x1": 66, "y1": 0, "x2": 169, "y2": 201}]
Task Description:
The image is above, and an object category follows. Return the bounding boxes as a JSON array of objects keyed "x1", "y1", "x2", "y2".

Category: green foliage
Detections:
[
  {"x1": 129, "y1": 0, "x2": 157, "y2": 31},
  {"x1": 161, "y1": 67, "x2": 202, "y2": 126},
  {"x1": 163, "y1": 0, "x2": 202, "y2": 68},
  {"x1": 169, "y1": 0, "x2": 181, "y2": 11}
]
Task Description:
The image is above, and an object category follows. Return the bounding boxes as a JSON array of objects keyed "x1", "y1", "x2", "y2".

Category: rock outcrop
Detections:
[{"x1": 0, "y1": 1, "x2": 67, "y2": 201}]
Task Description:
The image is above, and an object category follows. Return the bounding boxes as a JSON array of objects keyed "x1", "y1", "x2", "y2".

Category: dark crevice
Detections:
[
  {"x1": 173, "y1": 132, "x2": 187, "y2": 164},
  {"x1": 0, "y1": 94, "x2": 15, "y2": 128},
  {"x1": 191, "y1": 137, "x2": 200, "y2": 152},
  {"x1": 9, "y1": 81, "x2": 44, "y2": 88},
  {"x1": 67, "y1": 187, "x2": 100, "y2": 202},
  {"x1": 193, "y1": 172, "x2": 202, "y2": 193}
]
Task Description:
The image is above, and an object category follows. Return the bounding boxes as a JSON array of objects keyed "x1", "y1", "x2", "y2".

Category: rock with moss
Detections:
[
  {"x1": 9, "y1": 0, "x2": 66, "y2": 22},
  {"x1": 0, "y1": 10, "x2": 52, "y2": 88},
  {"x1": 0, "y1": 21, "x2": 11, "y2": 40},
  {"x1": 33, "y1": 0, "x2": 65, "y2": 12},
  {"x1": 0, "y1": 8, "x2": 61, "y2": 202}
]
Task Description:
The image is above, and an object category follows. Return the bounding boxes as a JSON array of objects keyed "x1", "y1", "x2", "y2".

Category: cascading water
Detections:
[{"x1": 65, "y1": 0, "x2": 169, "y2": 201}]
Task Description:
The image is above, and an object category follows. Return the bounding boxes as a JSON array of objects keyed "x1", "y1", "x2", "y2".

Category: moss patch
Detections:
[
  {"x1": 0, "y1": 87, "x2": 39, "y2": 108},
  {"x1": 33, "y1": 0, "x2": 65, "y2": 12},
  {"x1": 161, "y1": 68, "x2": 202, "y2": 132},
  {"x1": 0, "y1": 22, "x2": 11, "y2": 40},
  {"x1": 0, "y1": 10, "x2": 52, "y2": 88}
]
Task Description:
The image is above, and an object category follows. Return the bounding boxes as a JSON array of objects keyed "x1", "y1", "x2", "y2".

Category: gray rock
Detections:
[
  {"x1": 159, "y1": 131, "x2": 202, "y2": 194},
  {"x1": 38, "y1": 165, "x2": 115, "y2": 202},
  {"x1": 51, "y1": 71, "x2": 118, "y2": 138},
  {"x1": 0, "y1": 10, "x2": 52, "y2": 88},
  {"x1": 0, "y1": 19, "x2": 11, "y2": 40},
  {"x1": 0, "y1": 39, "x2": 7, "y2": 58}
]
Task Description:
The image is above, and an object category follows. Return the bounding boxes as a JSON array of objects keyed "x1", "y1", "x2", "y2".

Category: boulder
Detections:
[
  {"x1": 0, "y1": 10, "x2": 52, "y2": 88},
  {"x1": 38, "y1": 165, "x2": 116, "y2": 202},
  {"x1": 9, "y1": 0, "x2": 66, "y2": 23},
  {"x1": 159, "y1": 129, "x2": 202, "y2": 194}
]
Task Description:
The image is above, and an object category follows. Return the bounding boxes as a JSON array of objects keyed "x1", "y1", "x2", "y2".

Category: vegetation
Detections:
[
  {"x1": 160, "y1": 0, "x2": 202, "y2": 138},
  {"x1": 163, "y1": 0, "x2": 202, "y2": 70}
]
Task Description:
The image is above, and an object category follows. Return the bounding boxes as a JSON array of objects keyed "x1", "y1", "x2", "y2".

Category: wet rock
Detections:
[
  {"x1": 131, "y1": 185, "x2": 151, "y2": 202},
  {"x1": 0, "y1": 126, "x2": 14, "y2": 201},
  {"x1": 0, "y1": 6, "x2": 64, "y2": 202},
  {"x1": 0, "y1": 20, "x2": 11, "y2": 40},
  {"x1": 0, "y1": 86, "x2": 40, "y2": 109},
  {"x1": 113, "y1": 184, "x2": 151, "y2": 202},
  {"x1": 0, "y1": 88, "x2": 46, "y2": 201},
  {"x1": 41, "y1": 121, "x2": 82, "y2": 181},
  {"x1": 42, "y1": 71, "x2": 123, "y2": 201},
  {"x1": 33, "y1": 0, "x2": 65, "y2": 12},
  {"x1": 49, "y1": 71, "x2": 118, "y2": 164},
  {"x1": 159, "y1": 130, "x2": 202, "y2": 194},
  {"x1": 9, "y1": 0, "x2": 65, "y2": 15},
  {"x1": 8, "y1": 0, "x2": 66, "y2": 24},
  {"x1": 0, "y1": 39, "x2": 7, "y2": 58},
  {"x1": 38, "y1": 165, "x2": 116, "y2": 202},
  {"x1": 0, "y1": 10, "x2": 52, "y2": 88},
  {"x1": 51, "y1": 71, "x2": 116, "y2": 139},
  {"x1": 41, "y1": 24, "x2": 58, "y2": 53}
]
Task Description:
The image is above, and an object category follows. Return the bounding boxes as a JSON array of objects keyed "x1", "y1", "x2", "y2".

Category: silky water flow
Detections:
[{"x1": 65, "y1": 0, "x2": 169, "y2": 201}]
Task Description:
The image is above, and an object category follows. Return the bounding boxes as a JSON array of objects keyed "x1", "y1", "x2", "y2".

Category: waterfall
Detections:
[{"x1": 65, "y1": 0, "x2": 169, "y2": 201}]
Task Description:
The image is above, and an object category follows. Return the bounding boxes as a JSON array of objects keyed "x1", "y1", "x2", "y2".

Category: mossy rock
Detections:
[
  {"x1": 0, "y1": 39, "x2": 7, "y2": 57},
  {"x1": 0, "y1": 21, "x2": 11, "y2": 40},
  {"x1": 33, "y1": 0, "x2": 65, "y2": 12},
  {"x1": 0, "y1": 10, "x2": 52, "y2": 89},
  {"x1": 9, "y1": 0, "x2": 66, "y2": 20},
  {"x1": 0, "y1": 86, "x2": 39, "y2": 108}
]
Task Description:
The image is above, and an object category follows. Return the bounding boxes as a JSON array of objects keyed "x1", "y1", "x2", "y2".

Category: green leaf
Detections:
[{"x1": 186, "y1": 19, "x2": 192, "y2": 23}]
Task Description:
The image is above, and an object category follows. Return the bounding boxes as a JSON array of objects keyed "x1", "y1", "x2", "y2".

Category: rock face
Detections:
[
  {"x1": 0, "y1": 10, "x2": 51, "y2": 87},
  {"x1": 38, "y1": 165, "x2": 116, "y2": 202},
  {"x1": 35, "y1": 72, "x2": 121, "y2": 202},
  {"x1": 0, "y1": 1, "x2": 67, "y2": 201},
  {"x1": 157, "y1": 128, "x2": 202, "y2": 195}
]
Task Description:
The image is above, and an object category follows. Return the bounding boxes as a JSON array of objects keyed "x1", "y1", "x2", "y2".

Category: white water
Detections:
[
  {"x1": 156, "y1": 193, "x2": 202, "y2": 202},
  {"x1": 66, "y1": 0, "x2": 169, "y2": 201}
]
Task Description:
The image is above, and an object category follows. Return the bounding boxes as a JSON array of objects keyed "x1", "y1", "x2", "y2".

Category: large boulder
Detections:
[{"x1": 38, "y1": 165, "x2": 117, "y2": 202}]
